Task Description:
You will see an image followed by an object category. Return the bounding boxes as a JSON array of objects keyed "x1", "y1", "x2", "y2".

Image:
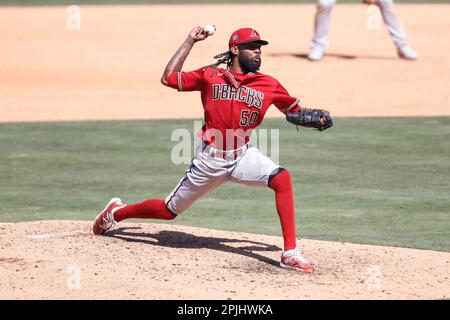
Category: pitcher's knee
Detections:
[
  {"x1": 163, "y1": 202, "x2": 179, "y2": 220},
  {"x1": 268, "y1": 168, "x2": 292, "y2": 192},
  {"x1": 166, "y1": 211, "x2": 178, "y2": 220}
]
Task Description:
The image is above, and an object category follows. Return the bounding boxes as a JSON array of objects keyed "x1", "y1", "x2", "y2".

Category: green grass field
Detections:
[{"x1": 1, "y1": 117, "x2": 449, "y2": 252}]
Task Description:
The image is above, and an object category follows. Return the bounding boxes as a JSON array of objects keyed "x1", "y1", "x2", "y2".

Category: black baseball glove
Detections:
[{"x1": 286, "y1": 108, "x2": 333, "y2": 131}]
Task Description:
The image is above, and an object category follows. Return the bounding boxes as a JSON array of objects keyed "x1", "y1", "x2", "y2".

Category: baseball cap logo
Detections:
[{"x1": 228, "y1": 27, "x2": 269, "y2": 48}]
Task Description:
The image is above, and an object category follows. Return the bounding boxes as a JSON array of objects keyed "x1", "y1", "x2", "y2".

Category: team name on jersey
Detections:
[{"x1": 212, "y1": 84, "x2": 264, "y2": 109}]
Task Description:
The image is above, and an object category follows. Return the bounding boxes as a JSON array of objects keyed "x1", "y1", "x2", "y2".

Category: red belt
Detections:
[{"x1": 202, "y1": 143, "x2": 248, "y2": 161}]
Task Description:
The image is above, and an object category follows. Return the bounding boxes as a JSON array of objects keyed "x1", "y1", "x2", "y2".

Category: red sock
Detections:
[
  {"x1": 113, "y1": 199, "x2": 176, "y2": 222},
  {"x1": 269, "y1": 170, "x2": 297, "y2": 251}
]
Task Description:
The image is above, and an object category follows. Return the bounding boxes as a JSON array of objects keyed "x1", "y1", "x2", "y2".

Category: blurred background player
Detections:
[{"x1": 307, "y1": 0, "x2": 418, "y2": 61}]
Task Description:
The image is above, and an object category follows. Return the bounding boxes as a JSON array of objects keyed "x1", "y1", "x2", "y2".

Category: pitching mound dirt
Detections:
[{"x1": 0, "y1": 221, "x2": 448, "y2": 300}]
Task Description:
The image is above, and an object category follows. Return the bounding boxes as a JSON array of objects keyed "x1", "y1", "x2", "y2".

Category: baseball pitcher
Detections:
[{"x1": 93, "y1": 26, "x2": 333, "y2": 273}]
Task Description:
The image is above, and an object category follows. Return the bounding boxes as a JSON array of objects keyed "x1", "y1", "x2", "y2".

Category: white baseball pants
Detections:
[
  {"x1": 165, "y1": 142, "x2": 280, "y2": 215},
  {"x1": 311, "y1": 0, "x2": 409, "y2": 50}
]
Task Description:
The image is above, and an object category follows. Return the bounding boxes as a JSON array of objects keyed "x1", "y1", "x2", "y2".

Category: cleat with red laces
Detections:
[
  {"x1": 280, "y1": 248, "x2": 316, "y2": 273},
  {"x1": 92, "y1": 198, "x2": 125, "y2": 235}
]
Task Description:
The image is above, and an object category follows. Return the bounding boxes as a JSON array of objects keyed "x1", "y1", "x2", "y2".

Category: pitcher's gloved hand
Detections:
[
  {"x1": 363, "y1": 0, "x2": 378, "y2": 4},
  {"x1": 286, "y1": 108, "x2": 333, "y2": 132}
]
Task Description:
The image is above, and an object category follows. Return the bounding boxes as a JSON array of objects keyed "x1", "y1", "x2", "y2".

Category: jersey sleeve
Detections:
[
  {"x1": 273, "y1": 81, "x2": 301, "y2": 114},
  {"x1": 166, "y1": 67, "x2": 206, "y2": 92}
]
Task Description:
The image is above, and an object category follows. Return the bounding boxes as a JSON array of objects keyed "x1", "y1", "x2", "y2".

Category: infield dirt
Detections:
[
  {"x1": 1, "y1": 221, "x2": 449, "y2": 299},
  {"x1": 1, "y1": 4, "x2": 449, "y2": 122},
  {"x1": 1, "y1": 4, "x2": 449, "y2": 299}
]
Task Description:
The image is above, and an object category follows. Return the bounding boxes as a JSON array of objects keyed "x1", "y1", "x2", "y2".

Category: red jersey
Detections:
[{"x1": 167, "y1": 66, "x2": 301, "y2": 150}]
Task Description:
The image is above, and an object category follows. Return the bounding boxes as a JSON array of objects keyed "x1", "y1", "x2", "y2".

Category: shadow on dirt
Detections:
[
  {"x1": 107, "y1": 227, "x2": 281, "y2": 267},
  {"x1": 268, "y1": 52, "x2": 397, "y2": 61}
]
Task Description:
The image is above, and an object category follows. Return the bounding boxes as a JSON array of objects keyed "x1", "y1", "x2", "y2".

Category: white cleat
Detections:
[
  {"x1": 397, "y1": 45, "x2": 418, "y2": 60},
  {"x1": 307, "y1": 46, "x2": 324, "y2": 61},
  {"x1": 92, "y1": 198, "x2": 125, "y2": 235},
  {"x1": 280, "y1": 248, "x2": 316, "y2": 273}
]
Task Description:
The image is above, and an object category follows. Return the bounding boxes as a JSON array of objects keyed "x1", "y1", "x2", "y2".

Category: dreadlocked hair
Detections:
[{"x1": 209, "y1": 50, "x2": 232, "y2": 76}]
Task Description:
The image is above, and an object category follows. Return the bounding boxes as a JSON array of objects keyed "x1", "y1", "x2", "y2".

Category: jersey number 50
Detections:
[{"x1": 240, "y1": 110, "x2": 259, "y2": 126}]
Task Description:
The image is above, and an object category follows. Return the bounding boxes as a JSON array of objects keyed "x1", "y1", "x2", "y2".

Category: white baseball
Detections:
[{"x1": 204, "y1": 24, "x2": 216, "y2": 36}]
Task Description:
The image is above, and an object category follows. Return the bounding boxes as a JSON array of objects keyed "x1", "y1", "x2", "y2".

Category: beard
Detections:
[{"x1": 238, "y1": 54, "x2": 261, "y2": 74}]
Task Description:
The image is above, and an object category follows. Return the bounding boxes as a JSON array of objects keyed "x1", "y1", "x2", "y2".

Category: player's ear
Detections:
[{"x1": 230, "y1": 45, "x2": 239, "y2": 55}]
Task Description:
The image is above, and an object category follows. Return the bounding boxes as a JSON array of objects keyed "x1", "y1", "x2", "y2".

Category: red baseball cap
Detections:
[{"x1": 228, "y1": 28, "x2": 269, "y2": 48}]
